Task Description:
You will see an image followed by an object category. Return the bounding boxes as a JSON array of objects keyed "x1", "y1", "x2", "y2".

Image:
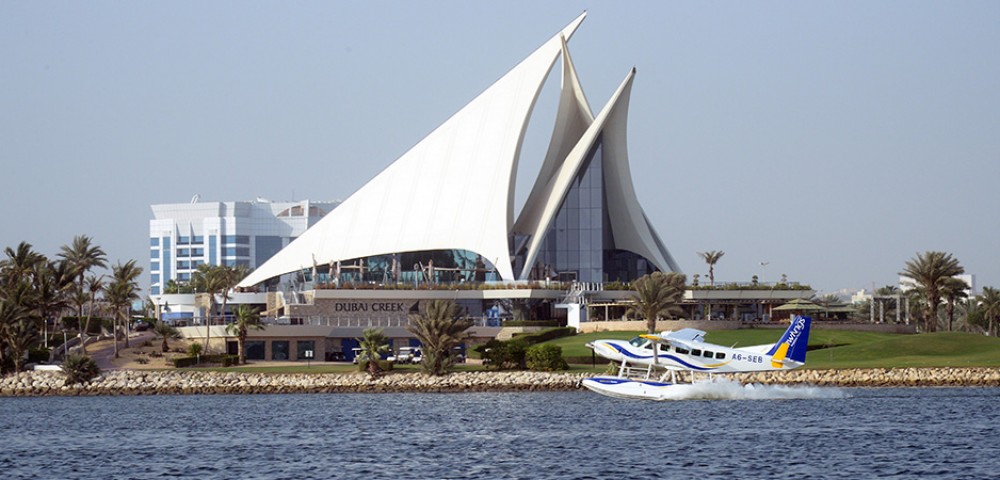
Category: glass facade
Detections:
[
  {"x1": 255, "y1": 236, "x2": 283, "y2": 267},
  {"x1": 525, "y1": 137, "x2": 659, "y2": 283},
  {"x1": 534, "y1": 139, "x2": 606, "y2": 283}
]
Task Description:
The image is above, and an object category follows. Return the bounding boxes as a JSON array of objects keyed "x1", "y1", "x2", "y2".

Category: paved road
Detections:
[{"x1": 90, "y1": 331, "x2": 156, "y2": 370}]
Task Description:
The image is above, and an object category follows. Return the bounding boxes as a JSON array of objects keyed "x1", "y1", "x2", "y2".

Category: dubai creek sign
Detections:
[{"x1": 332, "y1": 301, "x2": 411, "y2": 313}]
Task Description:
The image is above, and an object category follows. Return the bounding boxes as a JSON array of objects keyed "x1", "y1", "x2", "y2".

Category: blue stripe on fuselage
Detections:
[{"x1": 602, "y1": 343, "x2": 712, "y2": 371}]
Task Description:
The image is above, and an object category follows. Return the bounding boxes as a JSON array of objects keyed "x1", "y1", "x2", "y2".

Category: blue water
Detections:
[{"x1": 2, "y1": 387, "x2": 999, "y2": 479}]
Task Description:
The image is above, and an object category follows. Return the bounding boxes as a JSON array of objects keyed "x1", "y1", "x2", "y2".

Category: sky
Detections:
[{"x1": 2, "y1": 1, "x2": 998, "y2": 297}]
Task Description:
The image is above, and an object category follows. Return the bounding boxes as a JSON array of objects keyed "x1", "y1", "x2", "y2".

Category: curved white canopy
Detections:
[{"x1": 240, "y1": 14, "x2": 587, "y2": 288}]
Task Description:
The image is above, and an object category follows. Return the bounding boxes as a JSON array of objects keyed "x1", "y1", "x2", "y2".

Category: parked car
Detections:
[{"x1": 389, "y1": 346, "x2": 419, "y2": 364}]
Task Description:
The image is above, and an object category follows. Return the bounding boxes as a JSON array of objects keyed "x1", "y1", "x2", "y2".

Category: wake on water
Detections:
[{"x1": 654, "y1": 379, "x2": 848, "y2": 401}]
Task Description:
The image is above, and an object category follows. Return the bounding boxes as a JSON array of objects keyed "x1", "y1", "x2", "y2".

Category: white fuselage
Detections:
[{"x1": 588, "y1": 337, "x2": 792, "y2": 373}]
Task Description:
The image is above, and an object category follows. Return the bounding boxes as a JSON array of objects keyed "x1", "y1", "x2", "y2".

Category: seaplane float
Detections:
[{"x1": 580, "y1": 315, "x2": 811, "y2": 400}]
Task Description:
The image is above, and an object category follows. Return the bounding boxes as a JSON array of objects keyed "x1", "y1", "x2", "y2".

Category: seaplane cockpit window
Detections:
[
  {"x1": 703, "y1": 350, "x2": 714, "y2": 358},
  {"x1": 629, "y1": 337, "x2": 648, "y2": 348},
  {"x1": 716, "y1": 352, "x2": 726, "y2": 359},
  {"x1": 691, "y1": 349, "x2": 702, "y2": 356}
]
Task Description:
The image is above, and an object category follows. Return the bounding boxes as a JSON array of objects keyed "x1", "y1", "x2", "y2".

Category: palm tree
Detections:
[
  {"x1": 191, "y1": 264, "x2": 226, "y2": 352},
  {"x1": 0, "y1": 241, "x2": 45, "y2": 285},
  {"x1": 627, "y1": 272, "x2": 686, "y2": 334},
  {"x1": 79, "y1": 274, "x2": 104, "y2": 354},
  {"x1": 32, "y1": 260, "x2": 73, "y2": 351},
  {"x1": 407, "y1": 299, "x2": 473, "y2": 376},
  {"x1": 104, "y1": 260, "x2": 143, "y2": 358},
  {"x1": 977, "y1": 287, "x2": 1000, "y2": 337},
  {"x1": 217, "y1": 265, "x2": 250, "y2": 329},
  {"x1": 225, "y1": 304, "x2": 264, "y2": 365},
  {"x1": 697, "y1": 250, "x2": 725, "y2": 287},
  {"x1": 0, "y1": 277, "x2": 41, "y2": 374},
  {"x1": 900, "y1": 251, "x2": 964, "y2": 332},
  {"x1": 58, "y1": 235, "x2": 107, "y2": 351},
  {"x1": 940, "y1": 277, "x2": 969, "y2": 332},
  {"x1": 152, "y1": 320, "x2": 180, "y2": 353},
  {"x1": 357, "y1": 327, "x2": 390, "y2": 377}
]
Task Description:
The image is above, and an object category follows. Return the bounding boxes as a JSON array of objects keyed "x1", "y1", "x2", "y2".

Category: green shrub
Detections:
[
  {"x1": 357, "y1": 360, "x2": 393, "y2": 373},
  {"x1": 172, "y1": 356, "x2": 199, "y2": 368},
  {"x1": 515, "y1": 327, "x2": 576, "y2": 345},
  {"x1": 135, "y1": 357, "x2": 149, "y2": 365},
  {"x1": 187, "y1": 343, "x2": 203, "y2": 356},
  {"x1": 503, "y1": 320, "x2": 560, "y2": 327},
  {"x1": 62, "y1": 354, "x2": 100, "y2": 385},
  {"x1": 526, "y1": 344, "x2": 568, "y2": 371},
  {"x1": 478, "y1": 339, "x2": 528, "y2": 370},
  {"x1": 28, "y1": 348, "x2": 51, "y2": 364},
  {"x1": 61, "y1": 316, "x2": 106, "y2": 334}
]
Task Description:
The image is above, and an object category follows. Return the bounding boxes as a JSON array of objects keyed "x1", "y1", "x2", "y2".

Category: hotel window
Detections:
[
  {"x1": 178, "y1": 248, "x2": 190, "y2": 257},
  {"x1": 271, "y1": 341, "x2": 290, "y2": 361},
  {"x1": 150, "y1": 238, "x2": 159, "y2": 247},
  {"x1": 192, "y1": 248, "x2": 204, "y2": 256},
  {"x1": 177, "y1": 260, "x2": 190, "y2": 269},
  {"x1": 151, "y1": 262, "x2": 160, "y2": 271},
  {"x1": 192, "y1": 236, "x2": 204, "y2": 244},
  {"x1": 246, "y1": 341, "x2": 265, "y2": 360},
  {"x1": 150, "y1": 249, "x2": 159, "y2": 259},
  {"x1": 178, "y1": 236, "x2": 190, "y2": 245},
  {"x1": 297, "y1": 341, "x2": 316, "y2": 360},
  {"x1": 150, "y1": 274, "x2": 160, "y2": 283},
  {"x1": 178, "y1": 273, "x2": 191, "y2": 281}
]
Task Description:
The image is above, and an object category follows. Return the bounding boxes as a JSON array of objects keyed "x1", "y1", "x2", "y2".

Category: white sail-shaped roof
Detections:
[
  {"x1": 515, "y1": 65, "x2": 680, "y2": 279},
  {"x1": 240, "y1": 14, "x2": 587, "y2": 288}
]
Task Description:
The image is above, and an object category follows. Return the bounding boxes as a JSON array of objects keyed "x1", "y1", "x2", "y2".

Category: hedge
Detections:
[{"x1": 525, "y1": 344, "x2": 568, "y2": 371}]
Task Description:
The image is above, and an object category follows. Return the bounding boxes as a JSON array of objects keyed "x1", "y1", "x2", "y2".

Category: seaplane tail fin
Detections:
[{"x1": 765, "y1": 315, "x2": 811, "y2": 368}]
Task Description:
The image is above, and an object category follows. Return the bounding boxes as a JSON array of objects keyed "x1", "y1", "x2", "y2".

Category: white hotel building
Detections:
[{"x1": 148, "y1": 199, "x2": 339, "y2": 295}]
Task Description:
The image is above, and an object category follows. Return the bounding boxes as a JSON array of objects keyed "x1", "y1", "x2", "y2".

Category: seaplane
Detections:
[{"x1": 581, "y1": 315, "x2": 812, "y2": 400}]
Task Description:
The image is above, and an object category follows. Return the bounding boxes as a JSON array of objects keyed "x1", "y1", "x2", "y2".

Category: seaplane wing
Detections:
[{"x1": 583, "y1": 316, "x2": 813, "y2": 400}]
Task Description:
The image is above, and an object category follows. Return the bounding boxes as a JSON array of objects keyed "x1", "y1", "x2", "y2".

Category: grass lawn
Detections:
[
  {"x1": 544, "y1": 328, "x2": 1000, "y2": 369},
  {"x1": 172, "y1": 328, "x2": 1000, "y2": 374}
]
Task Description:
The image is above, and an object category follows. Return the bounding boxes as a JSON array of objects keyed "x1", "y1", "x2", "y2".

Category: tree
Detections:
[
  {"x1": 0, "y1": 277, "x2": 38, "y2": 373},
  {"x1": 104, "y1": 260, "x2": 143, "y2": 358},
  {"x1": 697, "y1": 250, "x2": 725, "y2": 287},
  {"x1": 976, "y1": 287, "x2": 1000, "y2": 337},
  {"x1": 940, "y1": 277, "x2": 969, "y2": 332},
  {"x1": 191, "y1": 264, "x2": 226, "y2": 352},
  {"x1": 900, "y1": 251, "x2": 964, "y2": 332},
  {"x1": 407, "y1": 299, "x2": 473, "y2": 376},
  {"x1": 153, "y1": 320, "x2": 180, "y2": 353},
  {"x1": 225, "y1": 304, "x2": 264, "y2": 365},
  {"x1": 357, "y1": 328, "x2": 389, "y2": 377},
  {"x1": 81, "y1": 274, "x2": 104, "y2": 354},
  {"x1": 0, "y1": 241, "x2": 45, "y2": 285},
  {"x1": 58, "y1": 235, "x2": 107, "y2": 353},
  {"x1": 32, "y1": 260, "x2": 73, "y2": 351},
  {"x1": 627, "y1": 272, "x2": 686, "y2": 334}
]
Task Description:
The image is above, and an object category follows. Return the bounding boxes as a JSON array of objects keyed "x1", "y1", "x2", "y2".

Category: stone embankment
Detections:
[{"x1": 2, "y1": 368, "x2": 1000, "y2": 397}]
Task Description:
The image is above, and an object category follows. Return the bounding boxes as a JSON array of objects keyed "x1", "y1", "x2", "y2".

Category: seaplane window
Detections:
[
  {"x1": 629, "y1": 337, "x2": 645, "y2": 347},
  {"x1": 703, "y1": 350, "x2": 714, "y2": 358},
  {"x1": 658, "y1": 344, "x2": 671, "y2": 352},
  {"x1": 691, "y1": 349, "x2": 702, "y2": 356},
  {"x1": 676, "y1": 348, "x2": 689, "y2": 355},
  {"x1": 716, "y1": 352, "x2": 726, "y2": 359}
]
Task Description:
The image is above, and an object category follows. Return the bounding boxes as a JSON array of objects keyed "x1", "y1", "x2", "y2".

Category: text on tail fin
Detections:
[{"x1": 766, "y1": 315, "x2": 812, "y2": 366}]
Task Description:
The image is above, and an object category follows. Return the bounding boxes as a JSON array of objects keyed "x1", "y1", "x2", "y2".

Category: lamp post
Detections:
[{"x1": 759, "y1": 261, "x2": 769, "y2": 285}]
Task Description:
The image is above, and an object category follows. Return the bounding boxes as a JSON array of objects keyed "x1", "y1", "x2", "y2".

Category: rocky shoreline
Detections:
[{"x1": 2, "y1": 367, "x2": 1000, "y2": 397}]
